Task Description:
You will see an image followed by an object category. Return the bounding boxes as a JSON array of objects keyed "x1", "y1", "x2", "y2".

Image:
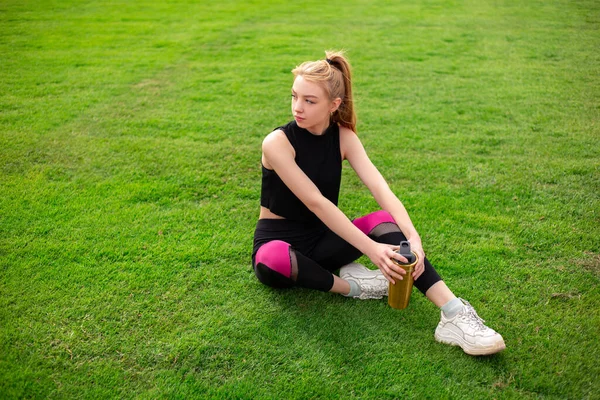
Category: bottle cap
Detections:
[{"x1": 396, "y1": 241, "x2": 416, "y2": 265}]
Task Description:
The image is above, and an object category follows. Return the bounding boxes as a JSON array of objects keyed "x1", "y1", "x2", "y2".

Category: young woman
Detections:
[{"x1": 252, "y1": 50, "x2": 505, "y2": 356}]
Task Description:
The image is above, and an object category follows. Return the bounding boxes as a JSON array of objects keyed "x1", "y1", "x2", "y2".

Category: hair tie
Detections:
[{"x1": 325, "y1": 58, "x2": 333, "y2": 65}]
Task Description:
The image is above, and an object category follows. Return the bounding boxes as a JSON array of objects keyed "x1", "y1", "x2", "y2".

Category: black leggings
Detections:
[{"x1": 251, "y1": 211, "x2": 442, "y2": 294}]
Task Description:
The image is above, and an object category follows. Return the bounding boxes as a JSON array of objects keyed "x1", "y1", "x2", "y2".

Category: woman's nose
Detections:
[{"x1": 293, "y1": 101, "x2": 302, "y2": 113}]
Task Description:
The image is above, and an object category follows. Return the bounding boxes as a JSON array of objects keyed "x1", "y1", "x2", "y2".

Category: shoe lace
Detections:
[{"x1": 459, "y1": 300, "x2": 486, "y2": 330}]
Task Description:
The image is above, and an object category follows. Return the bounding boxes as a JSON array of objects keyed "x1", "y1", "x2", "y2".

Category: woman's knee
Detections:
[
  {"x1": 352, "y1": 210, "x2": 397, "y2": 235},
  {"x1": 254, "y1": 240, "x2": 296, "y2": 288}
]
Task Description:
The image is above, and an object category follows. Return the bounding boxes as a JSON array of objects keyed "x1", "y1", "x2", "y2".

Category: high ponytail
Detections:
[{"x1": 292, "y1": 50, "x2": 357, "y2": 133}]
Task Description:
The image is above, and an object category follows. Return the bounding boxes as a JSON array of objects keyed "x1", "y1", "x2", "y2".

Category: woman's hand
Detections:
[
  {"x1": 365, "y1": 242, "x2": 409, "y2": 284},
  {"x1": 409, "y1": 240, "x2": 426, "y2": 280}
]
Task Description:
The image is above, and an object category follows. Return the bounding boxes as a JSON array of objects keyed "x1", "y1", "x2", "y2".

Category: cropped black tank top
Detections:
[{"x1": 260, "y1": 121, "x2": 342, "y2": 224}]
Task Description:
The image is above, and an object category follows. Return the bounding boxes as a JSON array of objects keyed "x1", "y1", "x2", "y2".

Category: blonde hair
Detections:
[{"x1": 292, "y1": 50, "x2": 357, "y2": 133}]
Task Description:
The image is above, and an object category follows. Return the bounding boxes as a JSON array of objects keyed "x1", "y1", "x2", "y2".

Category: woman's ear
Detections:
[{"x1": 330, "y1": 97, "x2": 342, "y2": 113}]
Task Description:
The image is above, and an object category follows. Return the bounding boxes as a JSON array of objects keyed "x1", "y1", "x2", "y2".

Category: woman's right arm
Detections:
[{"x1": 262, "y1": 131, "x2": 407, "y2": 283}]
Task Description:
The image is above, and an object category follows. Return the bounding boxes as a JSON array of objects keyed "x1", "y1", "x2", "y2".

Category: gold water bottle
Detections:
[{"x1": 388, "y1": 241, "x2": 419, "y2": 310}]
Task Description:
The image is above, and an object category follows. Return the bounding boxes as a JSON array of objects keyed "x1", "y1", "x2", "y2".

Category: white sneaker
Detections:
[
  {"x1": 339, "y1": 263, "x2": 388, "y2": 300},
  {"x1": 434, "y1": 299, "x2": 506, "y2": 356}
]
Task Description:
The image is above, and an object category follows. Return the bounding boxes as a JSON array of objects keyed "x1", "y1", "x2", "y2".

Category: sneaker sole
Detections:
[{"x1": 435, "y1": 327, "x2": 506, "y2": 356}]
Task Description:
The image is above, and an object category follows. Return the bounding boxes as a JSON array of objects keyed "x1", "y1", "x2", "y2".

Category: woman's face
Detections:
[{"x1": 291, "y1": 76, "x2": 339, "y2": 135}]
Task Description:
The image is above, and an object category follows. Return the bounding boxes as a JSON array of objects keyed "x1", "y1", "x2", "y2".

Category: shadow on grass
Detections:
[{"x1": 248, "y1": 282, "x2": 512, "y2": 395}]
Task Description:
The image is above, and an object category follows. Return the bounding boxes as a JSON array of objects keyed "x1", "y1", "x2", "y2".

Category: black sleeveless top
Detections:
[{"x1": 260, "y1": 121, "x2": 342, "y2": 225}]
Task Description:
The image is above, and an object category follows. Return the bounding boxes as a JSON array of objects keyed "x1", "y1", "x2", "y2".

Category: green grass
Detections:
[{"x1": 1, "y1": 0, "x2": 598, "y2": 398}]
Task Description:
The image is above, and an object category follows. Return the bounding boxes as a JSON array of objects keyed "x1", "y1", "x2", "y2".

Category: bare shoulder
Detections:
[
  {"x1": 339, "y1": 125, "x2": 362, "y2": 146},
  {"x1": 339, "y1": 125, "x2": 364, "y2": 160},
  {"x1": 262, "y1": 129, "x2": 291, "y2": 152},
  {"x1": 338, "y1": 125, "x2": 357, "y2": 138},
  {"x1": 262, "y1": 129, "x2": 286, "y2": 146},
  {"x1": 262, "y1": 129, "x2": 294, "y2": 169}
]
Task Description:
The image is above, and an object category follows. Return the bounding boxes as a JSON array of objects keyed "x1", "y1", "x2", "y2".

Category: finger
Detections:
[
  {"x1": 385, "y1": 263, "x2": 405, "y2": 281},
  {"x1": 387, "y1": 260, "x2": 407, "y2": 276},
  {"x1": 414, "y1": 259, "x2": 425, "y2": 273},
  {"x1": 382, "y1": 269, "x2": 395, "y2": 284},
  {"x1": 387, "y1": 268, "x2": 404, "y2": 281},
  {"x1": 413, "y1": 266, "x2": 424, "y2": 280},
  {"x1": 383, "y1": 264, "x2": 403, "y2": 282},
  {"x1": 390, "y1": 253, "x2": 408, "y2": 264}
]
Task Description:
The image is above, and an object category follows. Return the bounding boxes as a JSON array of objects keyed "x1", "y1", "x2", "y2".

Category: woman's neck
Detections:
[{"x1": 304, "y1": 119, "x2": 331, "y2": 136}]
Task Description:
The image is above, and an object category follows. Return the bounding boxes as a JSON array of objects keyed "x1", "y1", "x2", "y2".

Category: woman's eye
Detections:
[{"x1": 306, "y1": 99, "x2": 314, "y2": 104}]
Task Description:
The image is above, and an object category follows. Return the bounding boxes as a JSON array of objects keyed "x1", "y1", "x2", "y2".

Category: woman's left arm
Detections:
[{"x1": 341, "y1": 128, "x2": 426, "y2": 279}]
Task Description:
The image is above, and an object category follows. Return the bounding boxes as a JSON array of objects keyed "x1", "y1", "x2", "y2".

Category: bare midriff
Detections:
[{"x1": 259, "y1": 206, "x2": 286, "y2": 220}]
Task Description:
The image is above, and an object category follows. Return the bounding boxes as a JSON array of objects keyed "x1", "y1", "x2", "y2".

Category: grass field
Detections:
[{"x1": 1, "y1": 0, "x2": 599, "y2": 398}]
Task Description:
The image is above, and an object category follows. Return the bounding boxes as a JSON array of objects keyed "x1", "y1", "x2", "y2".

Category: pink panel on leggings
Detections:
[
  {"x1": 353, "y1": 210, "x2": 396, "y2": 235},
  {"x1": 255, "y1": 240, "x2": 292, "y2": 278}
]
